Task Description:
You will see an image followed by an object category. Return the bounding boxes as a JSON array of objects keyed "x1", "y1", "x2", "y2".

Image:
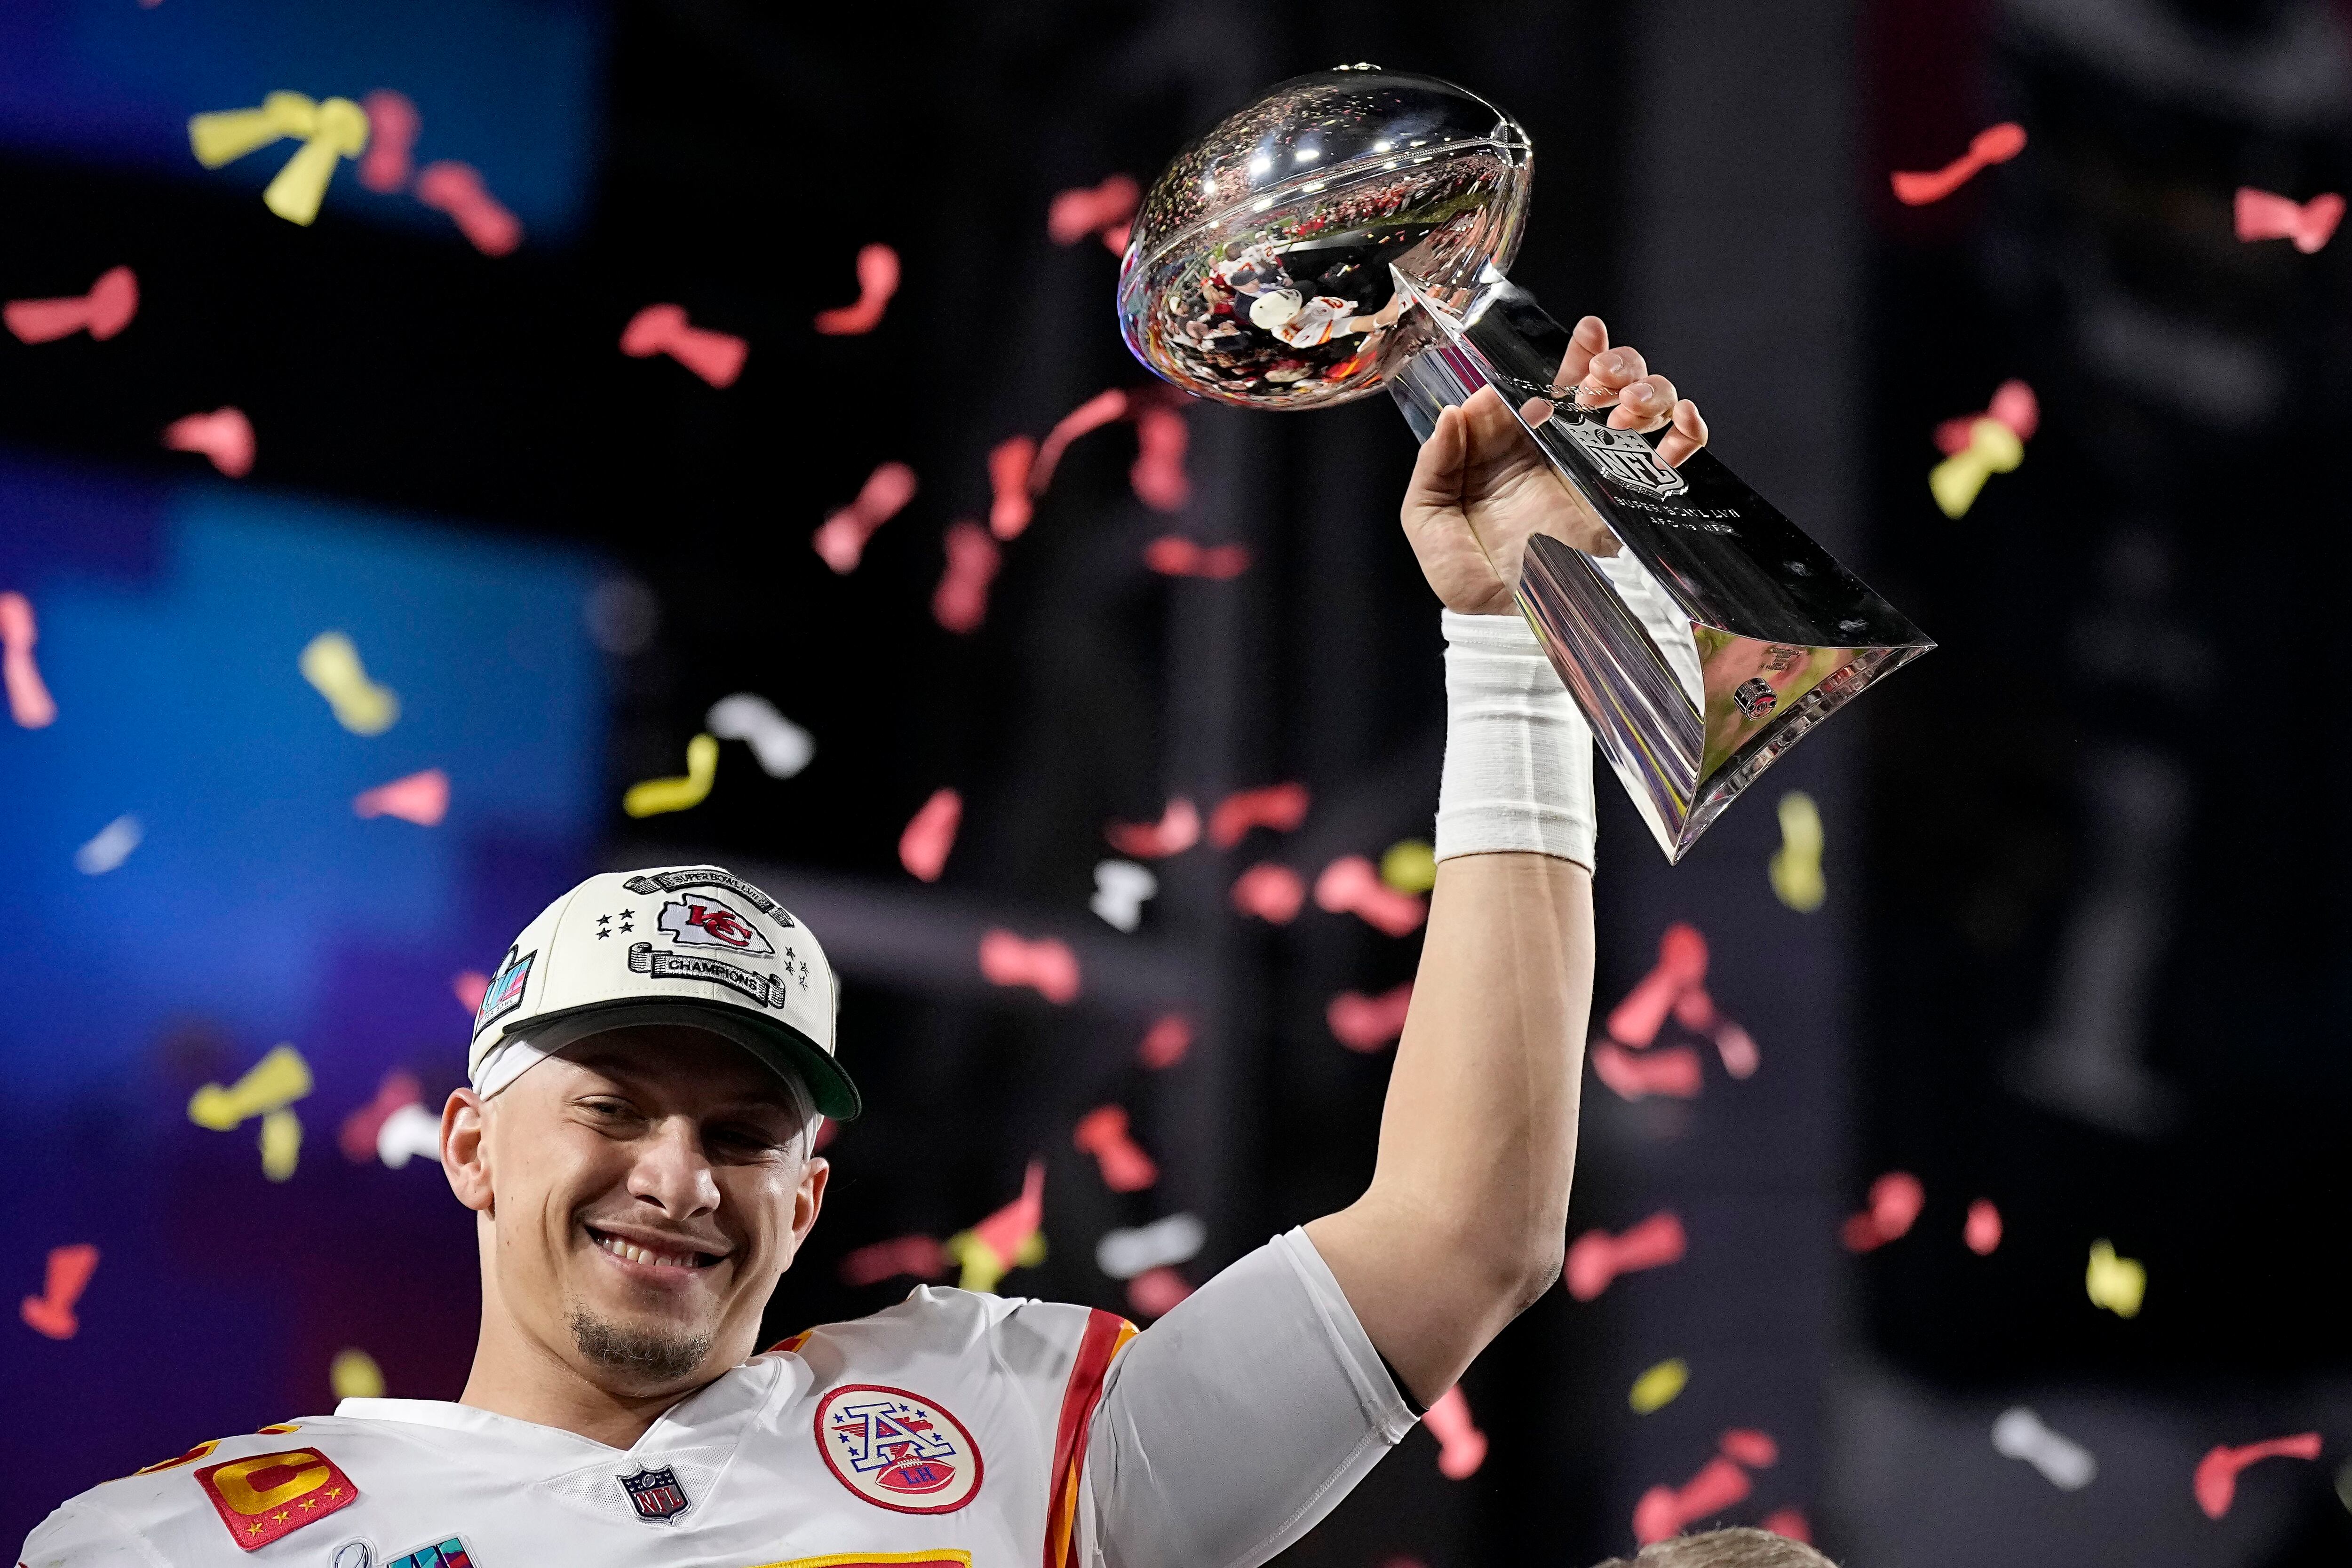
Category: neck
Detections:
[{"x1": 459, "y1": 1310, "x2": 713, "y2": 1450}]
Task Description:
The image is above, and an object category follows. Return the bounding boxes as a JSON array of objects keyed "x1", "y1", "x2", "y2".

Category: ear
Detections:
[
  {"x1": 442, "y1": 1088, "x2": 494, "y2": 1214},
  {"x1": 789, "y1": 1156, "x2": 830, "y2": 1252}
]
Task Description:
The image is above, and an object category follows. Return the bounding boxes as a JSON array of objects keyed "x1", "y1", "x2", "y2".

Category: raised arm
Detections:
[{"x1": 1305, "y1": 317, "x2": 1705, "y2": 1404}]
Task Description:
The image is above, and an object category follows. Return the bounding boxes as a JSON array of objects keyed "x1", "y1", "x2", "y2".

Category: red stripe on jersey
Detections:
[
  {"x1": 1042, "y1": 1309, "x2": 1136, "y2": 1568},
  {"x1": 763, "y1": 1329, "x2": 816, "y2": 1356}
]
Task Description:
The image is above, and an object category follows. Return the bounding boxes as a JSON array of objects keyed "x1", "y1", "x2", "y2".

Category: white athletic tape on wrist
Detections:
[{"x1": 1434, "y1": 608, "x2": 1596, "y2": 868}]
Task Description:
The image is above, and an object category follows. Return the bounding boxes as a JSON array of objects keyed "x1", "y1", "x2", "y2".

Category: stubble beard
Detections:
[{"x1": 566, "y1": 1303, "x2": 714, "y2": 1386}]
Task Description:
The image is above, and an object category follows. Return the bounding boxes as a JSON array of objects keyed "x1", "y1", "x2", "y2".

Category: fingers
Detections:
[
  {"x1": 1656, "y1": 400, "x2": 1710, "y2": 467},
  {"x1": 1551, "y1": 316, "x2": 1608, "y2": 396},
  {"x1": 1569, "y1": 344, "x2": 1648, "y2": 413},
  {"x1": 1610, "y1": 373, "x2": 1678, "y2": 433}
]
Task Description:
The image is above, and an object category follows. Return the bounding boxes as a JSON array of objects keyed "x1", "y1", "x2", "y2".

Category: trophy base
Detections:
[{"x1": 1385, "y1": 266, "x2": 1932, "y2": 862}]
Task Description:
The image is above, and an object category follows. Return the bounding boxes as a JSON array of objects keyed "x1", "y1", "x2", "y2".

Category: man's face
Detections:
[{"x1": 453, "y1": 1025, "x2": 827, "y2": 1398}]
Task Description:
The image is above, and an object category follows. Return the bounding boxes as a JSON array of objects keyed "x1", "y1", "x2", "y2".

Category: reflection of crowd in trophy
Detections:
[{"x1": 1153, "y1": 160, "x2": 1502, "y2": 403}]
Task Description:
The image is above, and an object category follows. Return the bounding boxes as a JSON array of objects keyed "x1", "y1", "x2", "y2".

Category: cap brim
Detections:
[{"x1": 496, "y1": 998, "x2": 862, "y2": 1120}]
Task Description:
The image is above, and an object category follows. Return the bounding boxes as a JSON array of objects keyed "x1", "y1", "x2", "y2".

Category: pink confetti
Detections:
[
  {"x1": 932, "y1": 520, "x2": 1001, "y2": 634},
  {"x1": 987, "y1": 437, "x2": 1036, "y2": 540},
  {"x1": 1564, "y1": 1211, "x2": 1687, "y2": 1302},
  {"x1": 19, "y1": 1243, "x2": 99, "y2": 1341},
  {"x1": 2195, "y1": 1432, "x2": 2321, "y2": 1519},
  {"x1": 414, "y1": 161, "x2": 522, "y2": 256},
  {"x1": 1073, "y1": 1105, "x2": 1157, "y2": 1192},
  {"x1": 1590, "y1": 1041, "x2": 1702, "y2": 1101},
  {"x1": 899, "y1": 788, "x2": 961, "y2": 881},
  {"x1": 1105, "y1": 797, "x2": 1200, "y2": 858},
  {"x1": 0, "y1": 593, "x2": 59, "y2": 729},
  {"x1": 1209, "y1": 782, "x2": 1311, "y2": 848},
  {"x1": 2235, "y1": 187, "x2": 2344, "y2": 253},
  {"x1": 1635, "y1": 1457, "x2": 1750, "y2": 1545},
  {"x1": 813, "y1": 243, "x2": 900, "y2": 336},
  {"x1": 620, "y1": 303, "x2": 747, "y2": 388},
  {"x1": 979, "y1": 929, "x2": 1081, "y2": 1004},
  {"x1": 1129, "y1": 402, "x2": 1191, "y2": 511},
  {"x1": 1314, "y1": 854, "x2": 1427, "y2": 936},
  {"x1": 357, "y1": 89, "x2": 419, "y2": 192},
  {"x1": 1136, "y1": 1013, "x2": 1192, "y2": 1070},
  {"x1": 162, "y1": 406, "x2": 254, "y2": 477},
  {"x1": 967, "y1": 1158, "x2": 1046, "y2": 1267},
  {"x1": 1424, "y1": 1386, "x2": 1488, "y2": 1479},
  {"x1": 811, "y1": 460, "x2": 918, "y2": 574},
  {"x1": 5, "y1": 265, "x2": 137, "y2": 345},
  {"x1": 1965, "y1": 1198, "x2": 2002, "y2": 1255},
  {"x1": 1047, "y1": 173, "x2": 1139, "y2": 249},
  {"x1": 353, "y1": 768, "x2": 449, "y2": 826},
  {"x1": 1126, "y1": 1266, "x2": 1192, "y2": 1318},
  {"x1": 1231, "y1": 863, "x2": 1305, "y2": 924},
  {"x1": 1891, "y1": 120, "x2": 2026, "y2": 206},
  {"x1": 1031, "y1": 389, "x2": 1130, "y2": 495},
  {"x1": 339, "y1": 1069, "x2": 422, "y2": 1161},
  {"x1": 452, "y1": 971, "x2": 489, "y2": 1014},
  {"x1": 1935, "y1": 379, "x2": 2040, "y2": 454},
  {"x1": 1712, "y1": 1020, "x2": 1759, "y2": 1079},
  {"x1": 1720, "y1": 1429, "x2": 1780, "y2": 1470},
  {"x1": 1144, "y1": 536, "x2": 1251, "y2": 579},
  {"x1": 1608, "y1": 923, "x2": 1709, "y2": 1047},
  {"x1": 839, "y1": 1233, "x2": 949, "y2": 1288},
  {"x1": 1841, "y1": 1171, "x2": 1925, "y2": 1253},
  {"x1": 1327, "y1": 982, "x2": 1412, "y2": 1052},
  {"x1": 1760, "y1": 1509, "x2": 1812, "y2": 1544}
]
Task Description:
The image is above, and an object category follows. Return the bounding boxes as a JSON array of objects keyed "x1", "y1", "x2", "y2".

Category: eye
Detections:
[{"x1": 707, "y1": 1122, "x2": 787, "y2": 1157}]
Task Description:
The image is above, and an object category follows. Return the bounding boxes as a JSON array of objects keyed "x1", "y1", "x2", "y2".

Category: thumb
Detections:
[{"x1": 1401, "y1": 404, "x2": 1467, "y2": 529}]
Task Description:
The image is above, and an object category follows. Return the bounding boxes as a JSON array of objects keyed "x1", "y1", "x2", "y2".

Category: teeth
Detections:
[{"x1": 595, "y1": 1233, "x2": 702, "y2": 1269}]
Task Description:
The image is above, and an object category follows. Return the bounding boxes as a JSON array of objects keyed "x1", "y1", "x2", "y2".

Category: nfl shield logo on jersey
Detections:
[
  {"x1": 618, "y1": 1465, "x2": 692, "y2": 1523},
  {"x1": 815, "y1": 1384, "x2": 985, "y2": 1515}
]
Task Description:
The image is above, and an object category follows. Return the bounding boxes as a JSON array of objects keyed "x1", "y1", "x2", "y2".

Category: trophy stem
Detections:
[{"x1": 1383, "y1": 267, "x2": 1932, "y2": 862}]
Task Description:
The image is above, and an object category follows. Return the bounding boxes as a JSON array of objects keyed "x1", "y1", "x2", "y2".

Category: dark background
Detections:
[{"x1": 6, "y1": 1, "x2": 2352, "y2": 1563}]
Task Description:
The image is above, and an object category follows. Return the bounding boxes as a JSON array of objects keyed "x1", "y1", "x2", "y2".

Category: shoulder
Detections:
[
  {"x1": 24, "y1": 1418, "x2": 373, "y2": 1565},
  {"x1": 767, "y1": 1288, "x2": 1133, "y2": 1391}
]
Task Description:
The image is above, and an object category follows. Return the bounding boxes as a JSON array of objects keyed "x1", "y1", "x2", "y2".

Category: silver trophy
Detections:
[{"x1": 1118, "y1": 66, "x2": 1932, "y2": 860}]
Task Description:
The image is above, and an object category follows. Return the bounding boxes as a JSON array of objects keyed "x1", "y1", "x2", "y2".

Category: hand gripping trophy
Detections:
[{"x1": 1118, "y1": 65, "x2": 1932, "y2": 860}]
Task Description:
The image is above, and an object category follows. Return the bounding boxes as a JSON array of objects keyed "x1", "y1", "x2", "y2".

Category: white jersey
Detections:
[{"x1": 21, "y1": 1231, "x2": 1415, "y2": 1568}]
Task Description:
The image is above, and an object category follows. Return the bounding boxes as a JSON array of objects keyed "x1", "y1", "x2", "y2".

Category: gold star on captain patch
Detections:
[
  {"x1": 246, "y1": 1524, "x2": 264, "y2": 1537},
  {"x1": 297, "y1": 1497, "x2": 316, "y2": 1509},
  {"x1": 325, "y1": 1486, "x2": 344, "y2": 1498},
  {"x1": 272, "y1": 1510, "x2": 290, "y2": 1522}
]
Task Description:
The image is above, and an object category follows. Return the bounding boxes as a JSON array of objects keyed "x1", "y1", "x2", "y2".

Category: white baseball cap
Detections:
[{"x1": 467, "y1": 864, "x2": 859, "y2": 1119}]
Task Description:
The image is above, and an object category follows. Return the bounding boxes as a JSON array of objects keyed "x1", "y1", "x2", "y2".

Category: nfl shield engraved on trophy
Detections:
[{"x1": 1117, "y1": 64, "x2": 1933, "y2": 860}]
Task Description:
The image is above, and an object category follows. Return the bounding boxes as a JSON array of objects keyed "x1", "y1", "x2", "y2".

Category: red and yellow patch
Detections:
[{"x1": 192, "y1": 1448, "x2": 359, "y2": 1552}]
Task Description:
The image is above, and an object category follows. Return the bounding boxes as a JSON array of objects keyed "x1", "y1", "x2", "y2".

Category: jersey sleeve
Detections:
[
  {"x1": 17, "y1": 1497, "x2": 170, "y2": 1568},
  {"x1": 1074, "y1": 1227, "x2": 1418, "y2": 1568}
]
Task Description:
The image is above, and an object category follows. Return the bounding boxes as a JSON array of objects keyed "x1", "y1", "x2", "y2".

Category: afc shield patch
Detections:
[
  {"x1": 815, "y1": 1384, "x2": 985, "y2": 1515},
  {"x1": 618, "y1": 1464, "x2": 692, "y2": 1522},
  {"x1": 193, "y1": 1448, "x2": 360, "y2": 1552}
]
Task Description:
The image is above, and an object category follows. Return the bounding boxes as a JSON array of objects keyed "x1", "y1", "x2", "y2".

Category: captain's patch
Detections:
[{"x1": 192, "y1": 1448, "x2": 359, "y2": 1552}]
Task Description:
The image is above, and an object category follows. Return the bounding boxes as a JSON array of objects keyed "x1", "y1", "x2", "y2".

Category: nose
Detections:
[{"x1": 626, "y1": 1114, "x2": 720, "y2": 1220}]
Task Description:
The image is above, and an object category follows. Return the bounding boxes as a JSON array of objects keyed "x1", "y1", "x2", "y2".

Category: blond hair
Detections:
[{"x1": 1594, "y1": 1528, "x2": 1835, "y2": 1568}]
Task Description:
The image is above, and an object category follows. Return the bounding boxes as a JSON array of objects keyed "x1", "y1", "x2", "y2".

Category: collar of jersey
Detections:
[{"x1": 334, "y1": 1354, "x2": 800, "y2": 1457}]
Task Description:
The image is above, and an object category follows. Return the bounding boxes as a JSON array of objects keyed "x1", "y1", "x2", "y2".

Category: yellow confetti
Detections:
[
  {"x1": 189, "y1": 92, "x2": 370, "y2": 226},
  {"x1": 299, "y1": 632, "x2": 399, "y2": 736},
  {"x1": 1629, "y1": 1357, "x2": 1689, "y2": 1414},
  {"x1": 188, "y1": 1044, "x2": 311, "y2": 1131},
  {"x1": 623, "y1": 733, "x2": 719, "y2": 818},
  {"x1": 2086, "y1": 1239, "x2": 2146, "y2": 1318},
  {"x1": 943, "y1": 1228, "x2": 1047, "y2": 1294},
  {"x1": 1380, "y1": 839, "x2": 1438, "y2": 894},
  {"x1": 1929, "y1": 417, "x2": 2024, "y2": 519},
  {"x1": 1768, "y1": 791, "x2": 1826, "y2": 912},
  {"x1": 258, "y1": 1108, "x2": 302, "y2": 1182},
  {"x1": 330, "y1": 1347, "x2": 384, "y2": 1400}
]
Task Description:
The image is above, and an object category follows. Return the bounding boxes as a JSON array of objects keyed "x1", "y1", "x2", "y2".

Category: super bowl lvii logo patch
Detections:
[{"x1": 815, "y1": 1385, "x2": 984, "y2": 1514}]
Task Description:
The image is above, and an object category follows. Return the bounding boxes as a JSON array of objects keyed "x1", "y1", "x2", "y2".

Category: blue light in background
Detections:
[{"x1": 0, "y1": 0, "x2": 608, "y2": 243}]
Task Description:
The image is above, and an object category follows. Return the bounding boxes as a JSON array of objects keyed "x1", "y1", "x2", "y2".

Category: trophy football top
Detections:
[{"x1": 1119, "y1": 65, "x2": 1533, "y2": 411}]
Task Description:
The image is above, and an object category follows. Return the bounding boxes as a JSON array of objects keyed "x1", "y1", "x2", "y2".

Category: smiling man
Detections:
[{"x1": 21, "y1": 324, "x2": 1708, "y2": 1568}]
